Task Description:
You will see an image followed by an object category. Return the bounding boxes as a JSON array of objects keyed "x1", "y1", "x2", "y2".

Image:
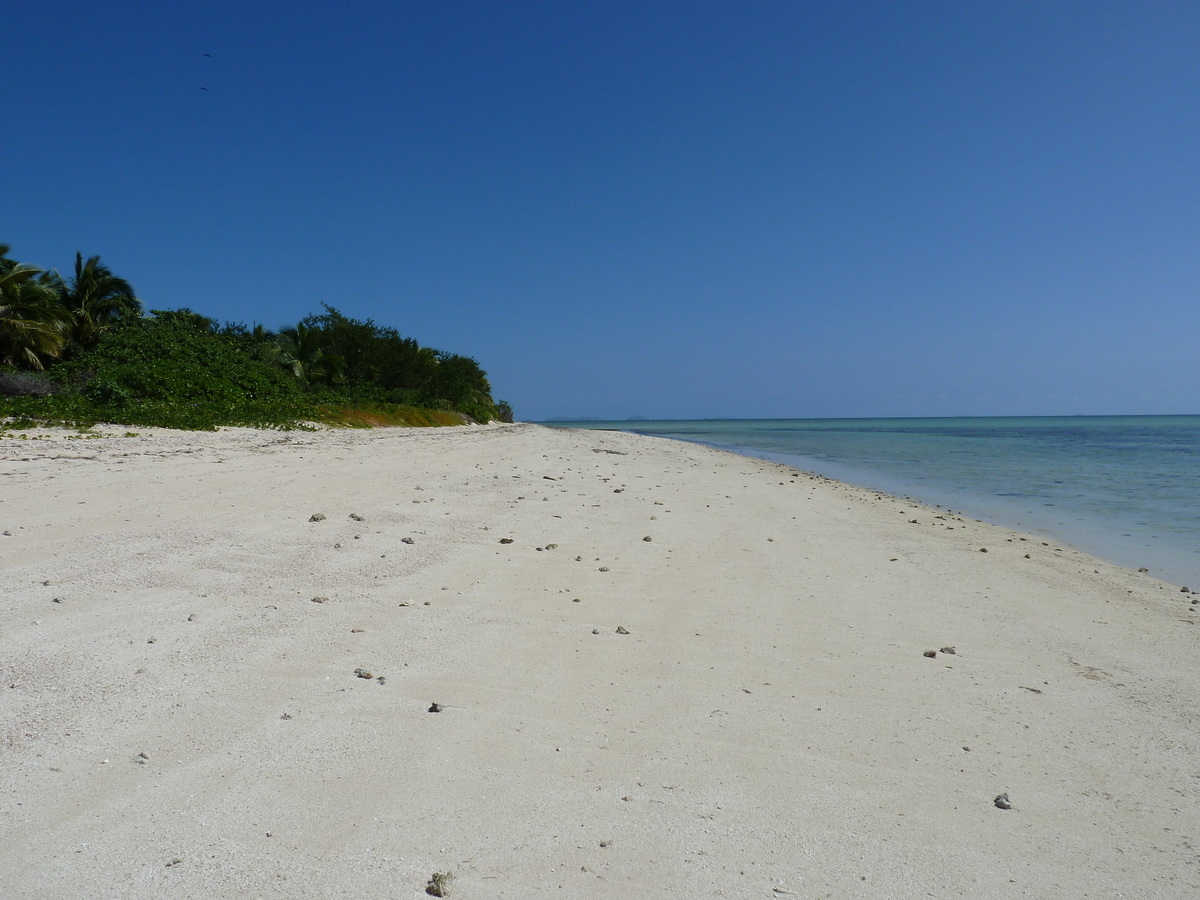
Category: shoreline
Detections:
[
  {"x1": 667, "y1": 436, "x2": 1198, "y2": 591},
  {"x1": 546, "y1": 417, "x2": 1200, "y2": 592},
  {"x1": 3, "y1": 423, "x2": 1198, "y2": 897}
]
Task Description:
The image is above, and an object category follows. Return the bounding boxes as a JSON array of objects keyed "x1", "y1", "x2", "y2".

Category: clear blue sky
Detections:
[{"x1": 5, "y1": 1, "x2": 1198, "y2": 419}]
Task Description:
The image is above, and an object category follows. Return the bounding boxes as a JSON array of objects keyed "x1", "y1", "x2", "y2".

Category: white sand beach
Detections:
[{"x1": 2, "y1": 422, "x2": 1197, "y2": 899}]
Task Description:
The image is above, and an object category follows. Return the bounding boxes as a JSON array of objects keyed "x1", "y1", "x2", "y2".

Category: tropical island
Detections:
[{"x1": 0, "y1": 244, "x2": 512, "y2": 430}]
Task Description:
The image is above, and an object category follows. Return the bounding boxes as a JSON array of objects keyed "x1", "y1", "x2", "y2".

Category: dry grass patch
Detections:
[{"x1": 310, "y1": 404, "x2": 469, "y2": 428}]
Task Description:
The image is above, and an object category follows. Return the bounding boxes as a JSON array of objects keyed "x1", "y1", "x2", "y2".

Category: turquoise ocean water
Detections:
[{"x1": 543, "y1": 416, "x2": 1200, "y2": 589}]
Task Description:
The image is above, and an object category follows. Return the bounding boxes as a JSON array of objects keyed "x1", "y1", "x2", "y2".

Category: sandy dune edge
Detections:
[{"x1": 2, "y1": 422, "x2": 1197, "y2": 899}]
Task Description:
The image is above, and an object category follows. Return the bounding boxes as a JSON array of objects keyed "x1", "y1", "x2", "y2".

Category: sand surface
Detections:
[{"x1": 2, "y1": 422, "x2": 1198, "y2": 899}]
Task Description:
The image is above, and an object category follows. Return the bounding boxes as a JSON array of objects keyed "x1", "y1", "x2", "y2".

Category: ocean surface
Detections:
[{"x1": 543, "y1": 416, "x2": 1200, "y2": 589}]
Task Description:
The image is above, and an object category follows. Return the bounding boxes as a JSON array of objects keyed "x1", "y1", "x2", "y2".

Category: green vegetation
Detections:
[{"x1": 0, "y1": 244, "x2": 512, "y2": 430}]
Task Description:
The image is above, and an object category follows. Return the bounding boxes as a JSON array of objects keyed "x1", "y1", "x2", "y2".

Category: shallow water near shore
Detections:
[{"x1": 545, "y1": 415, "x2": 1200, "y2": 589}]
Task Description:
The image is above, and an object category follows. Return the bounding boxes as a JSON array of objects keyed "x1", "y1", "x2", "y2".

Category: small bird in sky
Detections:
[
  {"x1": 199, "y1": 86, "x2": 208, "y2": 91},
  {"x1": 202, "y1": 53, "x2": 213, "y2": 57}
]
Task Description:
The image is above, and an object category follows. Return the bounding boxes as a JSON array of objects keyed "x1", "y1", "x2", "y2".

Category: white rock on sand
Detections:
[{"x1": 1, "y1": 422, "x2": 1197, "y2": 898}]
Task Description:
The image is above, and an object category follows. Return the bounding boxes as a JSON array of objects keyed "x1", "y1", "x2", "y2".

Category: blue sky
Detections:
[{"x1": 5, "y1": 1, "x2": 1198, "y2": 419}]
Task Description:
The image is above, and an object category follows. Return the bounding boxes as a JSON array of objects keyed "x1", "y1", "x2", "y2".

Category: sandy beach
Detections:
[{"x1": 2, "y1": 422, "x2": 1197, "y2": 899}]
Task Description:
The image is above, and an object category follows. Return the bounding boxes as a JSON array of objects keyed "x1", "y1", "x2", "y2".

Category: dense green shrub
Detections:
[
  {"x1": 70, "y1": 310, "x2": 301, "y2": 404},
  {"x1": 298, "y1": 306, "x2": 499, "y2": 421},
  {"x1": 5, "y1": 310, "x2": 312, "y2": 429}
]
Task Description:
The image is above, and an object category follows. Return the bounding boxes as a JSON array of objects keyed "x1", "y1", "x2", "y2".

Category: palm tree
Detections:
[
  {"x1": 57, "y1": 251, "x2": 141, "y2": 349},
  {"x1": 0, "y1": 246, "x2": 73, "y2": 369},
  {"x1": 257, "y1": 323, "x2": 346, "y2": 386}
]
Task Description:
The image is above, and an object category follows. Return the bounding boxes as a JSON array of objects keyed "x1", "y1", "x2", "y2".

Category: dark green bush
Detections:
[
  {"x1": 3, "y1": 310, "x2": 313, "y2": 429},
  {"x1": 299, "y1": 306, "x2": 500, "y2": 421}
]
